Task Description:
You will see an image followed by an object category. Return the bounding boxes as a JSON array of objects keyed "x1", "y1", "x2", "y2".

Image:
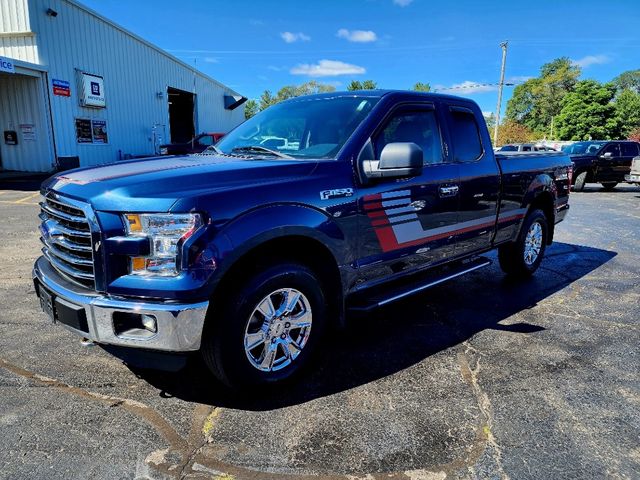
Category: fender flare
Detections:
[{"x1": 205, "y1": 204, "x2": 349, "y2": 293}]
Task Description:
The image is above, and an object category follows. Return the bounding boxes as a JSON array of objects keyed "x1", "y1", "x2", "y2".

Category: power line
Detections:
[{"x1": 433, "y1": 81, "x2": 514, "y2": 92}]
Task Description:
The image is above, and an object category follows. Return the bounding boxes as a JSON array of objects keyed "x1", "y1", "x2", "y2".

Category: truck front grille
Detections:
[{"x1": 39, "y1": 194, "x2": 95, "y2": 289}]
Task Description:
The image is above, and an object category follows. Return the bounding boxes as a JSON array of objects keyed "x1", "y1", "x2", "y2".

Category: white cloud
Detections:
[
  {"x1": 436, "y1": 81, "x2": 497, "y2": 94},
  {"x1": 290, "y1": 59, "x2": 366, "y2": 77},
  {"x1": 280, "y1": 31, "x2": 311, "y2": 43},
  {"x1": 482, "y1": 111, "x2": 494, "y2": 117},
  {"x1": 203, "y1": 57, "x2": 219, "y2": 64},
  {"x1": 571, "y1": 54, "x2": 611, "y2": 68},
  {"x1": 506, "y1": 75, "x2": 533, "y2": 83},
  {"x1": 393, "y1": 0, "x2": 414, "y2": 6},
  {"x1": 336, "y1": 28, "x2": 378, "y2": 43}
]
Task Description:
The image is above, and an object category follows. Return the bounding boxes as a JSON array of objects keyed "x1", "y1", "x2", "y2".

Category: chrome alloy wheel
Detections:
[
  {"x1": 243, "y1": 288, "x2": 312, "y2": 372},
  {"x1": 524, "y1": 221, "x2": 543, "y2": 266}
]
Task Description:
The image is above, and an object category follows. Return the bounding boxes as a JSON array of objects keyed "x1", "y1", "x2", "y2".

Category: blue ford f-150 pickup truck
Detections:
[{"x1": 34, "y1": 91, "x2": 571, "y2": 388}]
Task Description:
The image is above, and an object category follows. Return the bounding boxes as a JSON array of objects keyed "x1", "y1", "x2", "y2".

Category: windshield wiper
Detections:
[
  {"x1": 203, "y1": 145, "x2": 223, "y2": 154},
  {"x1": 231, "y1": 146, "x2": 292, "y2": 159}
]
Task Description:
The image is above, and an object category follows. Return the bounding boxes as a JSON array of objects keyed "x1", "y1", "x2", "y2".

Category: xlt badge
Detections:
[{"x1": 320, "y1": 188, "x2": 353, "y2": 200}]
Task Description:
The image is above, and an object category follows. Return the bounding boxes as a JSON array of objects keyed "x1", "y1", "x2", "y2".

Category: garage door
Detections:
[{"x1": 0, "y1": 71, "x2": 54, "y2": 172}]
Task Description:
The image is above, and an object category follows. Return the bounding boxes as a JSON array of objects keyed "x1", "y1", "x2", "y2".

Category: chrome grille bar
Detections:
[{"x1": 39, "y1": 193, "x2": 95, "y2": 289}]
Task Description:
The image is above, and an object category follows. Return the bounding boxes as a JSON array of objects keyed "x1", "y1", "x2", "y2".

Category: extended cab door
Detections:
[
  {"x1": 441, "y1": 103, "x2": 500, "y2": 257},
  {"x1": 356, "y1": 103, "x2": 460, "y2": 285},
  {"x1": 595, "y1": 142, "x2": 622, "y2": 182}
]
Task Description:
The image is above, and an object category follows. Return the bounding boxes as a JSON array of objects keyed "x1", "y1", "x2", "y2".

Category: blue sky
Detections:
[{"x1": 82, "y1": 0, "x2": 639, "y2": 116}]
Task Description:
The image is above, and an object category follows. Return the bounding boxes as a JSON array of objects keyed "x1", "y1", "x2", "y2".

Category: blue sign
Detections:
[
  {"x1": 0, "y1": 56, "x2": 15, "y2": 74},
  {"x1": 52, "y1": 79, "x2": 71, "y2": 97}
]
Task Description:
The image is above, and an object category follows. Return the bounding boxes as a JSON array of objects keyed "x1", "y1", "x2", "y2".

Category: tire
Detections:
[
  {"x1": 498, "y1": 209, "x2": 548, "y2": 278},
  {"x1": 601, "y1": 182, "x2": 617, "y2": 190},
  {"x1": 201, "y1": 262, "x2": 327, "y2": 389},
  {"x1": 572, "y1": 171, "x2": 587, "y2": 191}
]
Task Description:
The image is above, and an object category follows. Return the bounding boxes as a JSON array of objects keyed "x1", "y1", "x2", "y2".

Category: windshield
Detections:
[
  {"x1": 561, "y1": 141, "x2": 606, "y2": 155},
  {"x1": 213, "y1": 95, "x2": 379, "y2": 159},
  {"x1": 499, "y1": 145, "x2": 518, "y2": 151}
]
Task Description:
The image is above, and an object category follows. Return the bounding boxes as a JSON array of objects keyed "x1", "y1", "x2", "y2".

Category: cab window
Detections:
[
  {"x1": 373, "y1": 110, "x2": 444, "y2": 165},
  {"x1": 448, "y1": 108, "x2": 483, "y2": 162},
  {"x1": 601, "y1": 143, "x2": 620, "y2": 156},
  {"x1": 621, "y1": 142, "x2": 640, "y2": 156}
]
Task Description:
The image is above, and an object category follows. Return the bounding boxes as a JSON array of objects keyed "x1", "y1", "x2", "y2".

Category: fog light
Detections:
[{"x1": 141, "y1": 315, "x2": 157, "y2": 333}]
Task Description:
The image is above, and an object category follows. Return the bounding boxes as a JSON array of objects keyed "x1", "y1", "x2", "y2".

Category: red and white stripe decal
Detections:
[{"x1": 364, "y1": 190, "x2": 526, "y2": 253}]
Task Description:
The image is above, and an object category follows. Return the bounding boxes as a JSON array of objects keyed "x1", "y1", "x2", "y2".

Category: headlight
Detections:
[
  {"x1": 123, "y1": 213, "x2": 202, "y2": 276},
  {"x1": 159, "y1": 147, "x2": 168, "y2": 155}
]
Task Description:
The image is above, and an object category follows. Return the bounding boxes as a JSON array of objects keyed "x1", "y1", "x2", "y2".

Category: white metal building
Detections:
[{"x1": 0, "y1": 0, "x2": 246, "y2": 172}]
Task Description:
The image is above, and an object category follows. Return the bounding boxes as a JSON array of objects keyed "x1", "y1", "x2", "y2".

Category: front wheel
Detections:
[
  {"x1": 201, "y1": 262, "x2": 327, "y2": 389},
  {"x1": 498, "y1": 209, "x2": 548, "y2": 277},
  {"x1": 601, "y1": 182, "x2": 618, "y2": 190}
]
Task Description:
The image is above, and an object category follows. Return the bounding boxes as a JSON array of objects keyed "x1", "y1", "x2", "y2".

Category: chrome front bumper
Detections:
[{"x1": 33, "y1": 256, "x2": 209, "y2": 352}]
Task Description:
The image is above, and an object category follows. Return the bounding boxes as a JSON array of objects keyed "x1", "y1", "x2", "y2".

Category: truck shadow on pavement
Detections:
[{"x1": 130, "y1": 241, "x2": 616, "y2": 410}]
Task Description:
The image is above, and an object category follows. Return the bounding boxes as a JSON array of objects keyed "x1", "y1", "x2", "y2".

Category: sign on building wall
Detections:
[
  {"x1": 19, "y1": 124, "x2": 36, "y2": 141},
  {"x1": 75, "y1": 118, "x2": 93, "y2": 143},
  {"x1": 52, "y1": 79, "x2": 71, "y2": 97},
  {"x1": 79, "y1": 72, "x2": 105, "y2": 108},
  {"x1": 0, "y1": 56, "x2": 15, "y2": 74},
  {"x1": 91, "y1": 120, "x2": 108, "y2": 143},
  {"x1": 75, "y1": 118, "x2": 108, "y2": 144}
]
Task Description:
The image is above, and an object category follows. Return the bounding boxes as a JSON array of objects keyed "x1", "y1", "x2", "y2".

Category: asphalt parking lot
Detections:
[{"x1": 0, "y1": 179, "x2": 638, "y2": 480}]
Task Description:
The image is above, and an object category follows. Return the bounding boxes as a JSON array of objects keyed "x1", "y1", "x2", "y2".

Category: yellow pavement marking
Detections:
[{"x1": 14, "y1": 192, "x2": 41, "y2": 204}]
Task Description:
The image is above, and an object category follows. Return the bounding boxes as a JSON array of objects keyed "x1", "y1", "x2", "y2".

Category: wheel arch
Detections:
[
  {"x1": 208, "y1": 234, "x2": 345, "y2": 329},
  {"x1": 205, "y1": 204, "x2": 349, "y2": 329},
  {"x1": 526, "y1": 190, "x2": 556, "y2": 245}
]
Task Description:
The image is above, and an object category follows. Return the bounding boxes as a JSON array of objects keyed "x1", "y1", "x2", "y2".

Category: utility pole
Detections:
[{"x1": 493, "y1": 41, "x2": 508, "y2": 146}]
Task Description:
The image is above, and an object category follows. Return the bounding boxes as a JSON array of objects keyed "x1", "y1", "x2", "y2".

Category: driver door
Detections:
[{"x1": 356, "y1": 103, "x2": 460, "y2": 286}]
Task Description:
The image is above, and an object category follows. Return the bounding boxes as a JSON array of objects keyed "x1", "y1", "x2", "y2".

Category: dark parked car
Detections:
[
  {"x1": 498, "y1": 143, "x2": 556, "y2": 152},
  {"x1": 35, "y1": 90, "x2": 571, "y2": 388},
  {"x1": 159, "y1": 132, "x2": 225, "y2": 155},
  {"x1": 562, "y1": 140, "x2": 640, "y2": 191}
]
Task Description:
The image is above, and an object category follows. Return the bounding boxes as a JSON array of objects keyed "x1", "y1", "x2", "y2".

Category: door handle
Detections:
[{"x1": 439, "y1": 185, "x2": 459, "y2": 197}]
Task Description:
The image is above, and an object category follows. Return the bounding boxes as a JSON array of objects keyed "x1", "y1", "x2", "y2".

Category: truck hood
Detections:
[{"x1": 42, "y1": 154, "x2": 318, "y2": 212}]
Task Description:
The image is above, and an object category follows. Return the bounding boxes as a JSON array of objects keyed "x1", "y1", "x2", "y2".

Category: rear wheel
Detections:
[
  {"x1": 499, "y1": 209, "x2": 548, "y2": 277},
  {"x1": 201, "y1": 262, "x2": 327, "y2": 389},
  {"x1": 572, "y1": 171, "x2": 587, "y2": 191},
  {"x1": 601, "y1": 182, "x2": 618, "y2": 190}
]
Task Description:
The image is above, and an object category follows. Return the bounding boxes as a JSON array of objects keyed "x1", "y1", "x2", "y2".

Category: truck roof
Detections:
[{"x1": 280, "y1": 89, "x2": 478, "y2": 104}]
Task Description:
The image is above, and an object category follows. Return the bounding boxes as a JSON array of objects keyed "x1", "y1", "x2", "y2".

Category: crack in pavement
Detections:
[
  {"x1": 457, "y1": 342, "x2": 509, "y2": 480},
  {"x1": 1, "y1": 355, "x2": 501, "y2": 480}
]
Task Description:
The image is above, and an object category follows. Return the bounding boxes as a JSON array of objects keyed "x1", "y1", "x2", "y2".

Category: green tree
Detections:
[
  {"x1": 361, "y1": 79, "x2": 377, "y2": 90},
  {"x1": 347, "y1": 80, "x2": 377, "y2": 91},
  {"x1": 259, "y1": 90, "x2": 277, "y2": 110},
  {"x1": 612, "y1": 69, "x2": 640, "y2": 94},
  {"x1": 483, "y1": 112, "x2": 496, "y2": 131},
  {"x1": 614, "y1": 88, "x2": 640, "y2": 138},
  {"x1": 257, "y1": 81, "x2": 336, "y2": 111},
  {"x1": 413, "y1": 82, "x2": 431, "y2": 92},
  {"x1": 555, "y1": 80, "x2": 621, "y2": 140},
  {"x1": 505, "y1": 57, "x2": 581, "y2": 135},
  {"x1": 244, "y1": 99, "x2": 258, "y2": 119}
]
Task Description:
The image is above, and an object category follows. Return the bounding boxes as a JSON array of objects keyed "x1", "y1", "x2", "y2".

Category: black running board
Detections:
[{"x1": 348, "y1": 257, "x2": 491, "y2": 313}]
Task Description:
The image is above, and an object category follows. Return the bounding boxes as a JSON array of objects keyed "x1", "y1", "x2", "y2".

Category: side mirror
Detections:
[
  {"x1": 600, "y1": 152, "x2": 613, "y2": 159},
  {"x1": 362, "y1": 142, "x2": 423, "y2": 180}
]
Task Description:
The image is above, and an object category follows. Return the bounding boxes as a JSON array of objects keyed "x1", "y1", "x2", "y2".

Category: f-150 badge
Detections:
[{"x1": 320, "y1": 188, "x2": 354, "y2": 200}]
